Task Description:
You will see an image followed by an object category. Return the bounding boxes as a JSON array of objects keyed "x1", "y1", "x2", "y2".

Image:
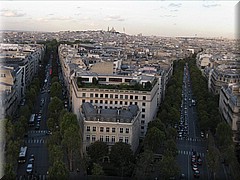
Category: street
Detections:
[
  {"x1": 16, "y1": 57, "x2": 52, "y2": 180},
  {"x1": 176, "y1": 63, "x2": 208, "y2": 179}
]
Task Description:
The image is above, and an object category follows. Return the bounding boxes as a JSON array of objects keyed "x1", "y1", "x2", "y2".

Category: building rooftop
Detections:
[{"x1": 82, "y1": 102, "x2": 139, "y2": 123}]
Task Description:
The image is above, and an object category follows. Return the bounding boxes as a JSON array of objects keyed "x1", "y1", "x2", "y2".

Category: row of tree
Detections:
[
  {"x1": 45, "y1": 41, "x2": 82, "y2": 179},
  {"x1": 3, "y1": 76, "x2": 43, "y2": 179},
  {"x1": 134, "y1": 59, "x2": 187, "y2": 179},
  {"x1": 187, "y1": 56, "x2": 240, "y2": 179}
]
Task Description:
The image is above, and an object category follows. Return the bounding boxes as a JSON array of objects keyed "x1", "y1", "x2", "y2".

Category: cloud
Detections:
[
  {"x1": 202, "y1": 3, "x2": 221, "y2": 8},
  {"x1": 170, "y1": 9, "x2": 179, "y2": 12},
  {"x1": 47, "y1": 13, "x2": 54, "y2": 16},
  {"x1": 104, "y1": 15, "x2": 125, "y2": 22},
  {"x1": 168, "y1": 3, "x2": 182, "y2": 8},
  {"x1": 48, "y1": 16, "x2": 72, "y2": 21},
  {"x1": 0, "y1": 9, "x2": 25, "y2": 17},
  {"x1": 159, "y1": 14, "x2": 177, "y2": 18}
]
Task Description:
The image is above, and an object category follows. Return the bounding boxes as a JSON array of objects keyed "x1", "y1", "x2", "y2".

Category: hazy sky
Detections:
[{"x1": 0, "y1": 1, "x2": 238, "y2": 38}]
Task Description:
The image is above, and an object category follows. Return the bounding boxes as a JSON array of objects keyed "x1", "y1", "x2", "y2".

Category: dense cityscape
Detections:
[{"x1": 0, "y1": 1, "x2": 240, "y2": 180}]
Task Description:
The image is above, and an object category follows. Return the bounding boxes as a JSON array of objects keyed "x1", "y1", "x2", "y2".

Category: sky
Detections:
[{"x1": 0, "y1": 1, "x2": 238, "y2": 38}]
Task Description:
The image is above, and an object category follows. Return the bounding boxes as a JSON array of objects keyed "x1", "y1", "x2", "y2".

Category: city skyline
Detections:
[{"x1": 0, "y1": 1, "x2": 238, "y2": 39}]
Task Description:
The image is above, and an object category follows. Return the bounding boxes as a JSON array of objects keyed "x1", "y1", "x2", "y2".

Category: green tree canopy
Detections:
[
  {"x1": 50, "y1": 82, "x2": 62, "y2": 99},
  {"x1": 48, "y1": 160, "x2": 69, "y2": 180},
  {"x1": 109, "y1": 142, "x2": 134, "y2": 168},
  {"x1": 144, "y1": 127, "x2": 165, "y2": 152},
  {"x1": 88, "y1": 141, "x2": 108, "y2": 163}
]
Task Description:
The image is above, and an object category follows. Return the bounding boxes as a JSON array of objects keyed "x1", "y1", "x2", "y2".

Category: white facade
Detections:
[
  {"x1": 219, "y1": 83, "x2": 240, "y2": 142},
  {"x1": 80, "y1": 102, "x2": 140, "y2": 152},
  {"x1": 72, "y1": 74, "x2": 159, "y2": 138}
]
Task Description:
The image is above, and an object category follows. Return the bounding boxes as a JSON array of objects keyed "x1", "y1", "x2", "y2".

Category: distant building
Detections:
[{"x1": 80, "y1": 102, "x2": 140, "y2": 152}]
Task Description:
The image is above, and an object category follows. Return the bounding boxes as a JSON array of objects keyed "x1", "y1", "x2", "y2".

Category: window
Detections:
[
  {"x1": 92, "y1": 135, "x2": 96, "y2": 142},
  {"x1": 141, "y1": 120, "x2": 145, "y2": 124},
  {"x1": 106, "y1": 127, "x2": 110, "y2": 132},
  {"x1": 142, "y1": 114, "x2": 145, "y2": 118},
  {"x1": 143, "y1": 96, "x2": 146, "y2": 100},
  {"x1": 106, "y1": 136, "x2": 109, "y2": 142},
  {"x1": 105, "y1": 100, "x2": 108, "y2": 104},
  {"x1": 120, "y1": 95, "x2": 123, "y2": 99},
  {"x1": 100, "y1": 100, "x2": 103, "y2": 104},
  {"x1": 112, "y1": 136, "x2": 115, "y2": 143},
  {"x1": 82, "y1": 99, "x2": 85, "y2": 103},
  {"x1": 142, "y1": 108, "x2": 145, "y2": 112},
  {"x1": 115, "y1": 101, "x2": 118, "y2": 104},
  {"x1": 125, "y1": 137, "x2": 129, "y2": 144},
  {"x1": 120, "y1": 128, "x2": 123, "y2": 133},
  {"x1": 100, "y1": 135, "x2": 103, "y2": 142},
  {"x1": 110, "y1": 101, "x2": 113, "y2": 104},
  {"x1": 87, "y1": 126, "x2": 90, "y2": 131},
  {"x1": 142, "y1": 102, "x2": 146, "y2": 106},
  {"x1": 120, "y1": 101, "x2": 123, "y2": 105},
  {"x1": 119, "y1": 137, "x2": 123, "y2": 142},
  {"x1": 141, "y1": 126, "x2": 144, "y2": 130},
  {"x1": 82, "y1": 93, "x2": 86, "y2": 97},
  {"x1": 125, "y1": 95, "x2": 128, "y2": 99},
  {"x1": 95, "y1": 100, "x2": 98, "y2": 103},
  {"x1": 115, "y1": 95, "x2": 118, "y2": 98},
  {"x1": 135, "y1": 102, "x2": 138, "y2": 105},
  {"x1": 90, "y1": 93, "x2": 93, "y2": 97},
  {"x1": 125, "y1": 101, "x2": 128, "y2": 105},
  {"x1": 130, "y1": 102, "x2": 132, "y2": 105},
  {"x1": 90, "y1": 100, "x2": 93, "y2": 103},
  {"x1": 130, "y1": 95, "x2": 133, "y2": 99},
  {"x1": 105, "y1": 106, "x2": 108, "y2": 109},
  {"x1": 126, "y1": 128, "x2": 129, "y2": 133},
  {"x1": 95, "y1": 94, "x2": 98, "y2": 98},
  {"x1": 135, "y1": 96, "x2": 138, "y2": 100},
  {"x1": 100, "y1": 127, "x2": 104, "y2": 132},
  {"x1": 100, "y1": 94, "x2": 103, "y2": 98},
  {"x1": 86, "y1": 135, "x2": 90, "y2": 141},
  {"x1": 105, "y1": 94, "x2": 108, "y2": 98},
  {"x1": 110, "y1": 94, "x2": 113, "y2": 98},
  {"x1": 93, "y1": 127, "x2": 96, "y2": 132},
  {"x1": 112, "y1": 128, "x2": 116, "y2": 133}
]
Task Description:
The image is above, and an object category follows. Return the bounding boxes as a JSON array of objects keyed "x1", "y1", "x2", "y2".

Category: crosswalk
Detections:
[
  {"x1": 178, "y1": 150, "x2": 205, "y2": 157},
  {"x1": 28, "y1": 130, "x2": 48, "y2": 134},
  {"x1": 177, "y1": 137, "x2": 204, "y2": 142},
  {"x1": 17, "y1": 174, "x2": 48, "y2": 180},
  {"x1": 24, "y1": 138, "x2": 45, "y2": 144}
]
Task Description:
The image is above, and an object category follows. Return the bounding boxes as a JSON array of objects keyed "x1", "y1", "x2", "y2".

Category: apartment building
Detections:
[
  {"x1": 0, "y1": 44, "x2": 44, "y2": 96},
  {"x1": 208, "y1": 63, "x2": 240, "y2": 94},
  {"x1": 219, "y1": 83, "x2": 240, "y2": 142},
  {"x1": 72, "y1": 73, "x2": 159, "y2": 138},
  {"x1": 80, "y1": 102, "x2": 140, "y2": 152},
  {"x1": 0, "y1": 65, "x2": 19, "y2": 116},
  {"x1": 196, "y1": 53, "x2": 212, "y2": 71}
]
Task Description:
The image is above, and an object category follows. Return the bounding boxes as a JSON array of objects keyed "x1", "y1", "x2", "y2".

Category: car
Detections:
[
  {"x1": 194, "y1": 170, "x2": 200, "y2": 178},
  {"x1": 26, "y1": 163, "x2": 33, "y2": 174},
  {"x1": 30, "y1": 154, "x2": 35, "y2": 160},
  {"x1": 201, "y1": 132, "x2": 204, "y2": 138},
  {"x1": 197, "y1": 158, "x2": 202, "y2": 165},
  {"x1": 46, "y1": 130, "x2": 52, "y2": 135},
  {"x1": 35, "y1": 123, "x2": 40, "y2": 130},
  {"x1": 192, "y1": 164, "x2": 198, "y2": 171}
]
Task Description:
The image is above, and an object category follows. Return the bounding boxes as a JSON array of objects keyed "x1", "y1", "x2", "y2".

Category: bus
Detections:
[
  {"x1": 28, "y1": 114, "x2": 35, "y2": 127},
  {"x1": 18, "y1": 146, "x2": 28, "y2": 163}
]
